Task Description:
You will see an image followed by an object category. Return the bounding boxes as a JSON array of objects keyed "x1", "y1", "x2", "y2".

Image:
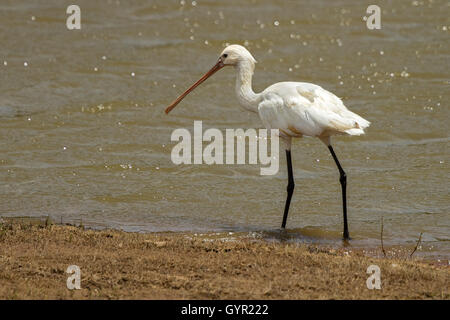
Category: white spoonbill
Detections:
[{"x1": 165, "y1": 44, "x2": 370, "y2": 240}]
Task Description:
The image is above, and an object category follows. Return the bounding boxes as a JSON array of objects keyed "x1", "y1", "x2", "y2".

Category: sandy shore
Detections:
[{"x1": 0, "y1": 217, "x2": 448, "y2": 299}]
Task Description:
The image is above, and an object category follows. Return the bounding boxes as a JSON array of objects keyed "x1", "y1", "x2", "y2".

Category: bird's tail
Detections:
[{"x1": 342, "y1": 111, "x2": 370, "y2": 136}]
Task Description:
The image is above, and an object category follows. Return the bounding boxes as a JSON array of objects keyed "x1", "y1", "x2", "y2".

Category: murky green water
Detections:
[{"x1": 0, "y1": 0, "x2": 448, "y2": 259}]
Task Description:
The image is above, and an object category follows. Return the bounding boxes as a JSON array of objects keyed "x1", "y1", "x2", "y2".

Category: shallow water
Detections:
[{"x1": 0, "y1": 0, "x2": 448, "y2": 259}]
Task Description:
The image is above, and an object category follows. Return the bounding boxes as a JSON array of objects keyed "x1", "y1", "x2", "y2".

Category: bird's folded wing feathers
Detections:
[
  {"x1": 258, "y1": 82, "x2": 370, "y2": 137},
  {"x1": 296, "y1": 85, "x2": 370, "y2": 135}
]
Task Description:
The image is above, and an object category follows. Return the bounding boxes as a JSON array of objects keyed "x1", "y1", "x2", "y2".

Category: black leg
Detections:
[
  {"x1": 328, "y1": 145, "x2": 349, "y2": 240},
  {"x1": 281, "y1": 149, "x2": 295, "y2": 228}
]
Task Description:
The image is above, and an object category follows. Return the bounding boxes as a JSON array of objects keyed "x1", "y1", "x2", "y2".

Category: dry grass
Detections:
[{"x1": 0, "y1": 218, "x2": 448, "y2": 299}]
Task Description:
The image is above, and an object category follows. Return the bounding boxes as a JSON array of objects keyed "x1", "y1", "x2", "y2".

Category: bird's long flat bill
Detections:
[{"x1": 165, "y1": 60, "x2": 224, "y2": 114}]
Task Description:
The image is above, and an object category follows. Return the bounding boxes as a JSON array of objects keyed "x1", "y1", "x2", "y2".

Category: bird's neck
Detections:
[{"x1": 235, "y1": 60, "x2": 259, "y2": 112}]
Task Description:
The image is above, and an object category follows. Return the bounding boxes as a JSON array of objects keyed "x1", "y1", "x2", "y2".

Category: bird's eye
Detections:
[{"x1": 222, "y1": 53, "x2": 228, "y2": 58}]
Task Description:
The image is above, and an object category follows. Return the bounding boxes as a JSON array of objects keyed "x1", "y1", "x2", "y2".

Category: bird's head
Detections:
[
  {"x1": 219, "y1": 44, "x2": 257, "y2": 67},
  {"x1": 165, "y1": 44, "x2": 256, "y2": 114}
]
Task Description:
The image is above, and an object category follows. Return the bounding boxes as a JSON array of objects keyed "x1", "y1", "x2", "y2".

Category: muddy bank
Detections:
[{"x1": 0, "y1": 218, "x2": 448, "y2": 299}]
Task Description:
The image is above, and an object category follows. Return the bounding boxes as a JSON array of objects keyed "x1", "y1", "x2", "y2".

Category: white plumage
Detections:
[
  {"x1": 258, "y1": 81, "x2": 370, "y2": 147},
  {"x1": 166, "y1": 44, "x2": 370, "y2": 240}
]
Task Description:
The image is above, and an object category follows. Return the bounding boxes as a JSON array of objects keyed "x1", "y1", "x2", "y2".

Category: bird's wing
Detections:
[
  {"x1": 258, "y1": 88, "x2": 323, "y2": 137},
  {"x1": 296, "y1": 84, "x2": 370, "y2": 135},
  {"x1": 259, "y1": 82, "x2": 370, "y2": 137}
]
